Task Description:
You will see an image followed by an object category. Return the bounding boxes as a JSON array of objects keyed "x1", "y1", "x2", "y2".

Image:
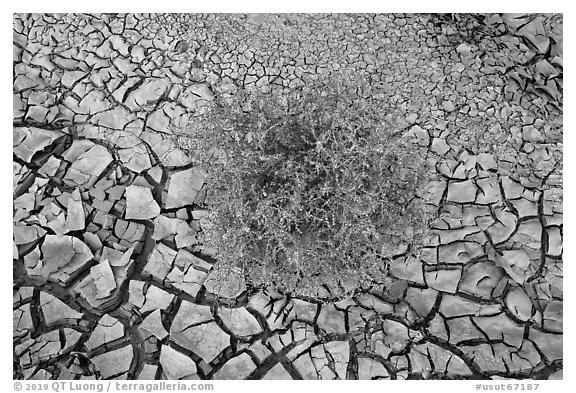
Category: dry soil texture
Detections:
[{"x1": 13, "y1": 13, "x2": 562, "y2": 380}]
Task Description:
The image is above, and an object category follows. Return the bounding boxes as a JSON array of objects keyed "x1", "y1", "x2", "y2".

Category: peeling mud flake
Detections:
[
  {"x1": 84, "y1": 314, "x2": 125, "y2": 351},
  {"x1": 317, "y1": 304, "x2": 346, "y2": 334},
  {"x1": 63, "y1": 143, "x2": 113, "y2": 188},
  {"x1": 169, "y1": 307, "x2": 225, "y2": 355},
  {"x1": 13, "y1": 127, "x2": 64, "y2": 163},
  {"x1": 40, "y1": 291, "x2": 83, "y2": 325},
  {"x1": 424, "y1": 266, "x2": 462, "y2": 294},
  {"x1": 495, "y1": 250, "x2": 533, "y2": 285},
  {"x1": 165, "y1": 167, "x2": 207, "y2": 209},
  {"x1": 28, "y1": 235, "x2": 94, "y2": 285},
  {"x1": 357, "y1": 357, "x2": 390, "y2": 380},
  {"x1": 505, "y1": 287, "x2": 534, "y2": 321},
  {"x1": 13, "y1": 223, "x2": 46, "y2": 245},
  {"x1": 92, "y1": 345, "x2": 134, "y2": 379},
  {"x1": 126, "y1": 78, "x2": 171, "y2": 110},
  {"x1": 90, "y1": 259, "x2": 117, "y2": 299},
  {"x1": 166, "y1": 249, "x2": 209, "y2": 297},
  {"x1": 16, "y1": 329, "x2": 81, "y2": 368},
  {"x1": 447, "y1": 180, "x2": 477, "y2": 203},
  {"x1": 139, "y1": 285, "x2": 175, "y2": 313},
  {"x1": 13, "y1": 304, "x2": 34, "y2": 338},
  {"x1": 65, "y1": 188, "x2": 85, "y2": 231},
  {"x1": 140, "y1": 309, "x2": 169, "y2": 340},
  {"x1": 142, "y1": 243, "x2": 177, "y2": 281},
  {"x1": 172, "y1": 321, "x2": 230, "y2": 363},
  {"x1": 218, "y1": 307, "x2": 263, "y2": 337},
  {"x1": 125, "y1": 185, "x2": 160, "y2": 220},
  {"x1": 138, "y1": 364, "x2": 158, "y2": 380},
  {"x1": 74, "y1": 248, "x2": 134, "y2": 311},
  {"x1": 293, "y1": 353, "x2": 318, "y2": 380},
  {"x1": 118, "y1": 143, "x2": 152, "y2": 173},
  {"x1": 213, "y1": 353, "x2": 256, "y2": 380},
  {"x1": 262, "y1": 363, "x2": 293, "y2": 380},
  {"x1": 160, "y1": 345, "x2": 197, "y2": 380},
  {"x1": 323, "y1": 341, "x2": 350, "y2": 379}
]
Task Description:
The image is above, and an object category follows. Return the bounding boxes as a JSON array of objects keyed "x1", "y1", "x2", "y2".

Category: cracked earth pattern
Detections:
[{"x1": 13, "y1": 13, "x2": 563, "y2": 380}]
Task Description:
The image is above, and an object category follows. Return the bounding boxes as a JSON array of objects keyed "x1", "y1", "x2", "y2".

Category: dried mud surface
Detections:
[{"x1": 13, "y1": 13, "x2": 562, "y2": 380}]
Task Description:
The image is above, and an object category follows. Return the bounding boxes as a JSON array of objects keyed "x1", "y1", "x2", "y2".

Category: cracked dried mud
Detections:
[{"x1": 13, "y1": 13, "x2": 562, "y2": 380}]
